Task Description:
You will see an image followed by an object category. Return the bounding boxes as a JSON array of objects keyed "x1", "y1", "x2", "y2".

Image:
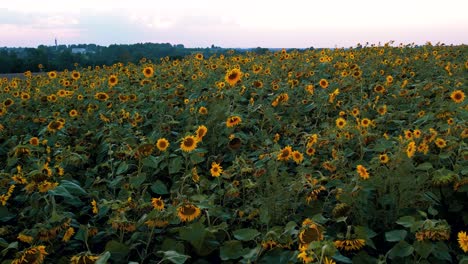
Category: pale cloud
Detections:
[{"x1": 1, "y1": 0, "x2": 468, "y2": 48}]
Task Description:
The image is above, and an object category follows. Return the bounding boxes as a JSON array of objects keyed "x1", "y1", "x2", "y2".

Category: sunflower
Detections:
[
  {"x1": 48, "y1": 71, "x2": 57, "y2": 79},
  {"x1": 180, "y1": 135, "x2": 198, "y2": 152},
  {"x1": 406, "y1": 141, "x2": 416, "y2": 158},
  {"x1": 11, "y1": 245, "x2": 48, "y2": 264},
  {"x1": 195, "y1": 53, "x2": 204, "y2": 60},
  {"x1": 299, "y1": 223, "x2": 324, "y2": 244},
  {"x1": 156, "y1": 138, "x2": 169, "y2": 152},
  {"x1": 108, "y1": 75, "x2": 118, "y2": 87},
  {"x1": 334, "y1": 239, "x2": 365, "y2": 251},
  {"x1": 29, "y1": 137, "x2": 40, "y2": 146},
  {"x1": 323, "y1": 257, "x2": 336, "y2": 264},
  {"x1": 292, "y1": 150, "x2": 304, "y2": 164},
  {"x1": 335, "y1": 117, "x2": 347, "y2": 129},
  {"x1": 62, "y1": 227, "x2": 75, "y2": 242},
  {"x1": 210, "y1": 162, "x2": 223, "y2": 177},
  {"x1": 377, "y1": 105, "x2": 387, "y2": 115},
  {"x1": 91, "y1": 199, "x2": 98, "y2": 215},
  {"x1": 226, "y1": 116, "x2": 242, "y2": 127},
  {"x1": 195, "y1": 125, "x2": 208, "y2": 141},
  {"x1": 142, "y1": 66, "x2": 154, "y2": 78},
  {"x1": 386, "y1": 75, "x2": 393, "y2": 84},
  {"x1": 413, "y1": 129, "x2": 421, "y2": 138},
  {"x1": 17, "y1": 233, "x2": 34, "y2": 244},
  {"x1": 306, "y1": 147, "x2": 316, "y2": 156},
  {"x1": 95, "y1": 92, "x2": 109, "y2": 101},
  {"x1": 3, "y1": 98, "x2": 14, "y2": 107},
  {"x1": 71, "y1": 71, "x2": 81, "y2": 80},
  {"x1": 356, "y1": 165, "x2": 369, "y2": 179},
  {"x1": 458, "y1": 231, "x2": 468, "y2": 253},
  {"x1": 70, "y1": 253, "x2": 100, "y2": 264},
  {"x1": 47, "y1": 120, "x2": 64, "y2": 132},
  {"x1": 435, "y1": 138, "x2": 447, "y2": 148},
  {"x1": 177, "y1": 204, "x2": 201, "y2": 222},
  {"x1": 69, "y1": 109, "x2": 79, "y2": 117},
  {"x1": 151, "y1": 197, "x2": 165, "y2": 211},
  {"x1": 225, "y1": 68, "x2": 242, "y2": 86},
  {"x1": 450, "y1": 90, "x2": 465, "y2": 103},
  {"x1": 319, "y1": 78, "x2": 329, "y2": 89},
  {"x1": 277, "y1": 145, "x2": 292, "y2": 161},
  {"x1": 374, "y1": 84, "x2": 385, "y2": 93},
  {"x1": 197, "y1": 106, "x2": 208, "y2": 115},
  {"x1": 379, "y1": 154, "x2": 389, "y2": 164},
  {"x1": 297, "y1": 250, "x2": 314, "y2": 263},
  {"x1": 360, "y1": 118, "x2": 371, "y2": 128}
]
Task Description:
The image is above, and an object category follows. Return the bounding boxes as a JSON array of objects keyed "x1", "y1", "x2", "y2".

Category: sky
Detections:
[{"x1": 1, "y1": 0, "x2": 468, "y2": 48}]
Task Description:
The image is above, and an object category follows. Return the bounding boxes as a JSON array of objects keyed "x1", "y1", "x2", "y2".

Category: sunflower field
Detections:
[{"x1": 0, "y1": 43, "x2": 467, "y2": 264}]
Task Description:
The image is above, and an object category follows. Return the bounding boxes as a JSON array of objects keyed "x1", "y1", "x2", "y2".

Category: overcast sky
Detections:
[{"x1": 1, "y1": 0, "x2": 467, "y2": 48}]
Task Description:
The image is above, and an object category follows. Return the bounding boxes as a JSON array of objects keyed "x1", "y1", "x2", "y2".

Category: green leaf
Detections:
[
  {"x1": 190, "y1": 152, "x2": 205, "y2": 164},
  {"x1": 130, "y1": 173, "x2": 146, "y2": 188},
  {"x1": 416, "y1": 162, "x2": 433, "y2": 171},
  {"x1": 388, "y1": 241, "x2": 414, "y2": 259},
  {"x1": 158, "y1": 250, "x2": 190, "y2": 264},
  {"x1": 95, "y1": 252, "x2": 111, "y2": 264},
  {"x1": 116, "y1": 162, "x2": 129, "y2": 175},
  {"x1": 151, "y1": 180, "x2": 169, "y2": 195},
  {"x1": 59, "y1": 180, "x2": 87, "y2": 195},
  {"x1": 233, "y1": 228, "x2": 260, "y2": 241},
  {"x1": 1, "y1": 241, "x2": 18, "y2": 257},
  {"x1": 396, "y1": 216, "x2": 415, "y2": 228},
  {"x1": 169, "y1": 157, "x2": 183, "y2": 174},
  {"x1": 312, "y1": 213, "x2": 328, "y2": 224},
  {"x1": 105, "y1": 240, "x2": 130, "y2": 261},
  {"x1": 0, "y1": 206, "x2": 15, "y2": 222},
  {"x1": 385, "y1": 230, "x2": 407, "y2": 242},
  {"x1": 142, "y1": 155, "x2": 163, "y2": 169},
  {"x1": 179, "y1": 221, "x2": 218, "y2": 256},
  {"x1": 413, "y1": 241, "x2": 432, "y2": 259},
  {"x1": 220, "y1": 240, "x2": 246, "y2": 261},
  {"x1": 332, "y1": 253, "x2": 352, "y2": 263},
  {"x1": 432, "y1": 241, "x2": 451, "y2": 261}
]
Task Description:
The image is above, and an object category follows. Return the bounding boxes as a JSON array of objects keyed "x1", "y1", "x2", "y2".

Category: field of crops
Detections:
[{"x1": 0, "y1": 43, "x2": 467, "y2": 264}]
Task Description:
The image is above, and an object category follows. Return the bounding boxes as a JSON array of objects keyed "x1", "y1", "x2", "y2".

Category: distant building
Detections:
[{"x1": 71, "y1": 48, "x2": 87, "y2": 54}]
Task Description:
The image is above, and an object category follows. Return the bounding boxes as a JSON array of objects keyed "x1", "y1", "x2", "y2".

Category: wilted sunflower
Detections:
[
  {"x1": 210, "y1": 162, "x2": 223, "y2": 177},
  {"x1": 142, "y1": 66, "x2": 154, "y2": 78},
  {"x1": 180, "y1": 135, "x2": 198, "y2": 152},
  {"x1": 151, "y1": 197, "x2": 165, "y2": 211},
  {"x1": 177, "y1": 203, "x2": 201, "y2": 222},
  {"x1": 225, "y1": 68, "x2": 242, "y2": 86},
  {"x1": 47, "y1": 120, "x2": 64, "y2": 132},
  {"x1": 334, "y1": 239, "x2": 365, "y2": 251},
  {"x1": 226, "y1": 116, "x2": 242, "y2": 127},
  {"x1": 70, "y1": 253, "x2": 100, "y2": 264},
  {"x1": 450, "y1": 90, "x2": 465, "y2": 103},
  {"x1": 356, "y1": 165, "x2": 369, "y2": 179},
  {"x1": 156, "y1": 138, "x2": 169, "y2": 152},
  {"x1": 11, "y1": 245, "x2": 48, "y2": 264}
]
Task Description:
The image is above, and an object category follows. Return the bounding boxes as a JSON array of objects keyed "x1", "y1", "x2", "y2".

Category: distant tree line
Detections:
[{"x1": 0, "y1": 43, "x2": 272, "y2": 73}]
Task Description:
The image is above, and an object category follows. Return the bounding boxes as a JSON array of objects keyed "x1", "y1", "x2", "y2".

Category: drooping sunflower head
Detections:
[
  {"x1": 226, "y1": 116, "x2": 242, "y2": 127},
  {"x1": 195, "y1": 125, "x2": 208, "y2": 141},
  {"x1": 356, "y1": 164, "x2": 369, "y2": 179},
  {"x1": 151, "y1": 197, "x2": 165, "y2": 211},
  {"x1": 177, "y1": 203, "x2": 201, "y2": 222}
]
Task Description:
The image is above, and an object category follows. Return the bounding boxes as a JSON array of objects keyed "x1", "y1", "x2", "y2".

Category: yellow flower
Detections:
[
  {"x1": 336, "y1": 117, "x2": 347, "y2": 129},
  {"x1": 91, "y1": 199, "x2": 99, "y2": 215},
  {"x1": 108, "y1": 74, "x2": 118, "y2": 87},
  {"x1": 356, "y1": 165, "x2": 369, "y2": 180},
  {"x1": 277, "y1": 145, "x2": 292, "y2": 161},
  {"x1": 142, "y1": 66, "x2": 154, "y2": 78},
  {"x1": 458, "y1": 231, "x2": 468, "y2": 252},
  {"x1": 195, "y1": 125, "x2": 208, "y2": 141},
  {"x1": 177, "y1": 204, "x2": 201, "y2": 222},
  {"x1": 334, "y1": 239, "x2": 366, "y2": 251},
  {"x1": 151, "y1": 197, "x2": 165, "y2": 211},
  {"x1": 379, "y1": 154, "x2": 389, "y2": 164},
  {"x1": 156, "y1": 138, "x2": 169, "y2": 152},
  {"x1": 11, "y1": 245, "x2": 48, "y2": 264},
  {"x1": 406, "y1": 141, "x2": 416, "y2": 158},
  {"x1": 225, "y1": 68, "x2": 242, "y2": 86},
  {"x1": 450, "y1": 90, "x2": 465, "y2": 103},
  {"x1": 70, "y1": 253, "x2": 100, "y2": 264},
  {"x1": 198, "y1": 106, "x2": 208, "y2": 115},
  {"x1": 292, "y1": 150, "x2": 304, "y2": 164},
  {"x1": 17, "y1": 233, "x2": 34, "y2": 244},
  {"x1": 210, "y1": 162, "x2": 223, "y2": 177},
  {"x1": 319, "y1": 78, "x2": 329, "y2": 89},
  {"x1": 62, "y1": 227, "x2": 75, "y2": 242},
  {"x1": 180, "y1": 135, "x2": 198, "y2": 152},
  {"x1": 435, "y1": 138, "x2": 447, "y2": 148},
  {"x1": 297, "y1": 250, "x2": 314, "y2": 263},
  {"x1": 226, "y1": 116, "x2": 242, "y2": 127}
]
